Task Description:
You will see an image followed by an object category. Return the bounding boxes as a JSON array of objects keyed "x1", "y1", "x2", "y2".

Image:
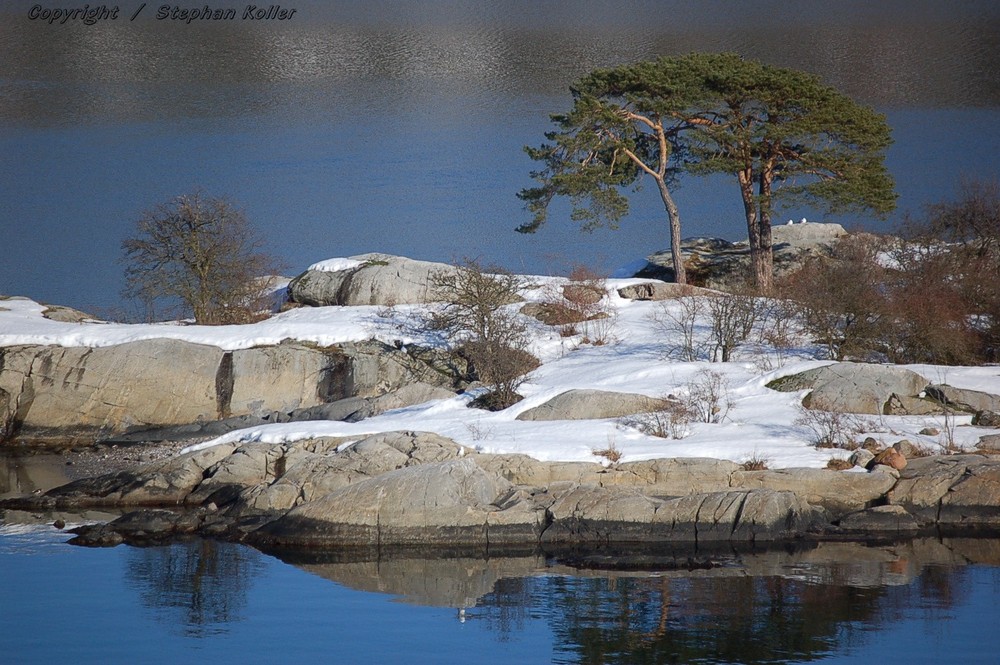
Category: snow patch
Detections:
[{"x1": 307, "y1": 257, "x2": 365, "y2": 273}]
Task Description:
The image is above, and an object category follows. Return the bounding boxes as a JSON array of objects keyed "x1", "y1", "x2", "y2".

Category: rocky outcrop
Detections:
[
  {"x1": 251, "y1": 458, "x2": 548, "y2": 548},
  {"x1": 40, "y1": 304, "x2": 98, "y2": 323},
  {"x1": 616, "y1": 281, "x2": 716, "y2": 301},
  {"x1": 926, "y1": 385, "x2": 1000, "y2": 414},
  {"x1": 767, "y1": 362, "x2": 930, "y2": 414},
  {"x1": 887, "y1": 455, "x2": 1000, "y2": 528},
  {"x1": 728, "y1": 467, "x2": 896, "y2": 514},
  {"x1": 0, "y1": 339, "x2": 464, "y2": 443},
  {"x1": 520, "y1": 302, "x2": 589, "y2": 326},
  {"x1": 974, "y1": 411, "x2": 1000, "y2": 428},
  {"x1": 516, "y1": 389, "x2": 673, "y2": 422},
  {"x1": 634, "y1": 223, "x2": 848, "y2": 288},
  {"x1": 224, "y1": 431, "x2": 468, "y2": 514},
  {"x1": 13, "y1": 430, "x2": 1000, "y2": 551},
  {"x1": 836, "y1": 505, "x2": 920, "y2": 534},
  {"x1": 288, "y1": 254, "x2": 458, "y2": 307},
  {"x1": 39, "y1": 443, "x2": 239, "y2": 507},
  {"x1": 541, "y1": 485, "x2": 826, "y2": 544},
  {"x1": 0, "y1": 387, "x2": 12, "y2": 441}
]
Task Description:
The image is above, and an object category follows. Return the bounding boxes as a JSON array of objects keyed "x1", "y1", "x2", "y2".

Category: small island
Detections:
[{"x1": 3, "y1": 226, "x2": 1000, "y2": 554}]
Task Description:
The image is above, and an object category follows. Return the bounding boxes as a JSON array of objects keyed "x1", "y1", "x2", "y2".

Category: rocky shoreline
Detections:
[{"x1": 3, "y1": 430, "x2": 1000, "y2": 553}]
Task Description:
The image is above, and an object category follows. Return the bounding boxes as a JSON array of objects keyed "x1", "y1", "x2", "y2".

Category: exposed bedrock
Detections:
[
  {"x1": 9, "y1": 431, "x2": 999, "y2": 550},
  {"x1": 0, "y1": 339, "x2": 465, "y2": 443},
  {"x1": 767, "y1": 362, "x2": 931, "y2": 415},
  {"x1": 287, "y1": 254, "x2": 459, "y2": 307},
  {"x1": 633, "y1": 223, "x2": 848, "y2": 289}
]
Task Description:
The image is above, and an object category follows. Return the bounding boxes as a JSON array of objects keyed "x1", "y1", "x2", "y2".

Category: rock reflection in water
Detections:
[
  {"x1": 277, "y1": 546, "x2": 548, "y2": 609},
  {"x1": 0, "y1": 453, "x2": 72, "y2": 498},
  {"x1": 486, "y1": 539, "x2": 997, "y2": 665},
  {"x1": 272, "y1": 538, "x2": 1000, "y2": 663}
]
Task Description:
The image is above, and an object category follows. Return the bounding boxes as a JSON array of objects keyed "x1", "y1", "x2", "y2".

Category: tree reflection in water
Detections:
[
  {"x1": 478, "y1": 562, "x2": 971, "y2": 665},
  {"x1": 124, "y1": 539, "x2": 265, "y2": 637}
]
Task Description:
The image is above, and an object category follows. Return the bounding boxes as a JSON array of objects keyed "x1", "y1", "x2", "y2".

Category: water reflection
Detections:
[
  {"x1": 0, "y1": 453, "x2": 72, "y2": 498},
  {"x1": 124, "y1": 539, "x2": 266, "y2": 637},
  {"x1": 278, "y1": 546, "x2": 548, "y2": 608},
  {"x1": 270, "y1": 538, "x2": 1000, "y2": 607},
  {"x1": 2, "y1": 529, "x2": 999, "y2": 661},
  {"x1": 272, "y1": 538, "x2": 1000, "y2": 663}
]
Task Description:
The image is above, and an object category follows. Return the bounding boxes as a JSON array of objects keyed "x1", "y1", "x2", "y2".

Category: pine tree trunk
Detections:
[
  {"x1": 737, "y1": 169, "x2": 770, "y2": 292},
  {"x1": 656, "y1": 176, "x2": 687, "y2": 285},
  {"x1": 755, "y1": 169, "x2": 775, "y2": 294}
]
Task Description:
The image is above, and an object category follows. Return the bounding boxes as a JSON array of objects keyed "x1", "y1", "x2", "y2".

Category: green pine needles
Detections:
[{"x1": 519, "y1": 52, "x2": 896, "y2": 292}]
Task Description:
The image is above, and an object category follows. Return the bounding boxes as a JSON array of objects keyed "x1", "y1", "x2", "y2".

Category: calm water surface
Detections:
[
  {"x1": 2, "y1": 525, "x2": 1000, "y2": 664},
  {"x1": 2, "y1": 1, "x2": 1000, "y2": 311}
]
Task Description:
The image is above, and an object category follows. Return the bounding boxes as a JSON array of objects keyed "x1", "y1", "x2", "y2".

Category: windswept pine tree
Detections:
[{"x1": 520, "y1": 53, "x2": 897, "y2": 292}]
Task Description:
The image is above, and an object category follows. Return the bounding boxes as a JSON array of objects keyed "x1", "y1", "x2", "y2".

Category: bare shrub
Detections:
[
  {"x1": 754, "y1": 298, "x2": 800, "y2": 369},
  {"x1": 781, "y1": 182, "x2": 1000, "y2": 365},
  {"x1": 464, "y1": 419, "x2": 495, "y2": 442},
  {"x1": 375, "y1": 297, "x2": 398, "y2": 320},
  {"x1": 619, "y1": 400, "x2": 695, "y2": 439},
  {"x1": 778, "y1": 234, "x2": 888, "y2": 361},
  {"x1": 430, "y1": 260, "x2": 538, "y2": 410},
  {"x1": 593, "y1": 435, "x2": 623, "y2": 464},
  {"x1": 565, "y1": 265, "x2": 607, "y2": 306},
  {"x1": 908, "y1": 442, "x2": 938, "y2": 458},
  {"x1": 537, "y1": 265, "x2": 616, "y2": 345},
  {"x1": 558, "y1": 322, "x2": 578, "y2": 337},
  {"x1": 906, "y1": 177, "x2": 1000, "y2": 360},
  {"x1": 740, "y1": 452, "x2": 770, "y2": 471},
  {"x1": 883, "y1": 233, "x2": 982, "y2": 365},
  {"x1": 683, "y1": 368, "x2": 732, "y2": 424},
  {"x1": 936, "y1": 391, "x2": 961, "y2": 453},
  {"x1": 122, "y1": 191, "x2": 284, "y2": 324},
  {"x1": 648, "y1": 296, "x2": 705, "y2": 361},
  {"x1": 795, "y1": 405, "x2": 870, "y2": 449},
  {"x1": 705, "y1": 292, "x2": 767, "y2": 362}
]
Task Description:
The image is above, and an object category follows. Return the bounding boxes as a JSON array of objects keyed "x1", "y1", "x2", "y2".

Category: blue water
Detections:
[
  {"x1": 0, "y1": 532, "x2": 557, "y2": 664},
  {"x1": 3, "y1": 530, "x2": 1000, "y2": 664},
  {"x1": 2, "y1": 1, "x2": 999, "y2": 312}
]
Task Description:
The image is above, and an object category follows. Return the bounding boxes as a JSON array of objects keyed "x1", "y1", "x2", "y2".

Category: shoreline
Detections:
[{"x1": 5, "y1": 431, "x2": 1000, "y2": 553}]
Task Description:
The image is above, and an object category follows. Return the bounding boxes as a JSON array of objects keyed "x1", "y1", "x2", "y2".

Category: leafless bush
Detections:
[
  {"x1": 754, "y1": 299, "x2": 800, "y2": 369},
  {"x1": 619, "y1": 400, "x2": 695, "y2": 439},
  {"x1": 778, "y1": 234, "x2": 889, "y2": 361},
  {"x1": 122, "y1": 191, "x2": 284, "y2": 324},
  {"x1": 882, "y1": 234, "x2": 982, "y2": 365},
  {"x1": 648, "y1": 296, "x2": 706, "y2": 361},
  {"x1": 592, "y1": 435, "x2": 623, "y2": 464},
  {"x1": 931, "y1": 178, "x2": 1000, "y2": 360},
  {"x1": 705, "y1": 292, "x2": 768, "y2": 362},
  {"x1": 740, "y1": 452, "x2": 770, "y2": 471},
  {"x1": 430, "y1": 260, "x2": 538, "y2": 410},
  {"x1": 782, "y1": 183, "x2": 1000, "y2": 365},
  {"x1": 683, "y1": 368, "x2": 732, "y2": 424},
  {"x1": 537, "y1": 265, "x2": 617, "y2": 344},
  {"x1": 374, "y1": 297, "x2": 398, "y2": 320},
  {"x1": 464, "y1": 419, "x2": 495, "y2": 442},
  {"x1": 908, "y1": 442, "x2": 939, "y2": 458},
  {"x1": 795, "y1": 405, "x2": 871, "y2": 449}
]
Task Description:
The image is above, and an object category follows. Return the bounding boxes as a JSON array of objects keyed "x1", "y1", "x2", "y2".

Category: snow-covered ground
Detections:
[{"x1": 3, "y1": 270, "x2": 998, "y2": 469}]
